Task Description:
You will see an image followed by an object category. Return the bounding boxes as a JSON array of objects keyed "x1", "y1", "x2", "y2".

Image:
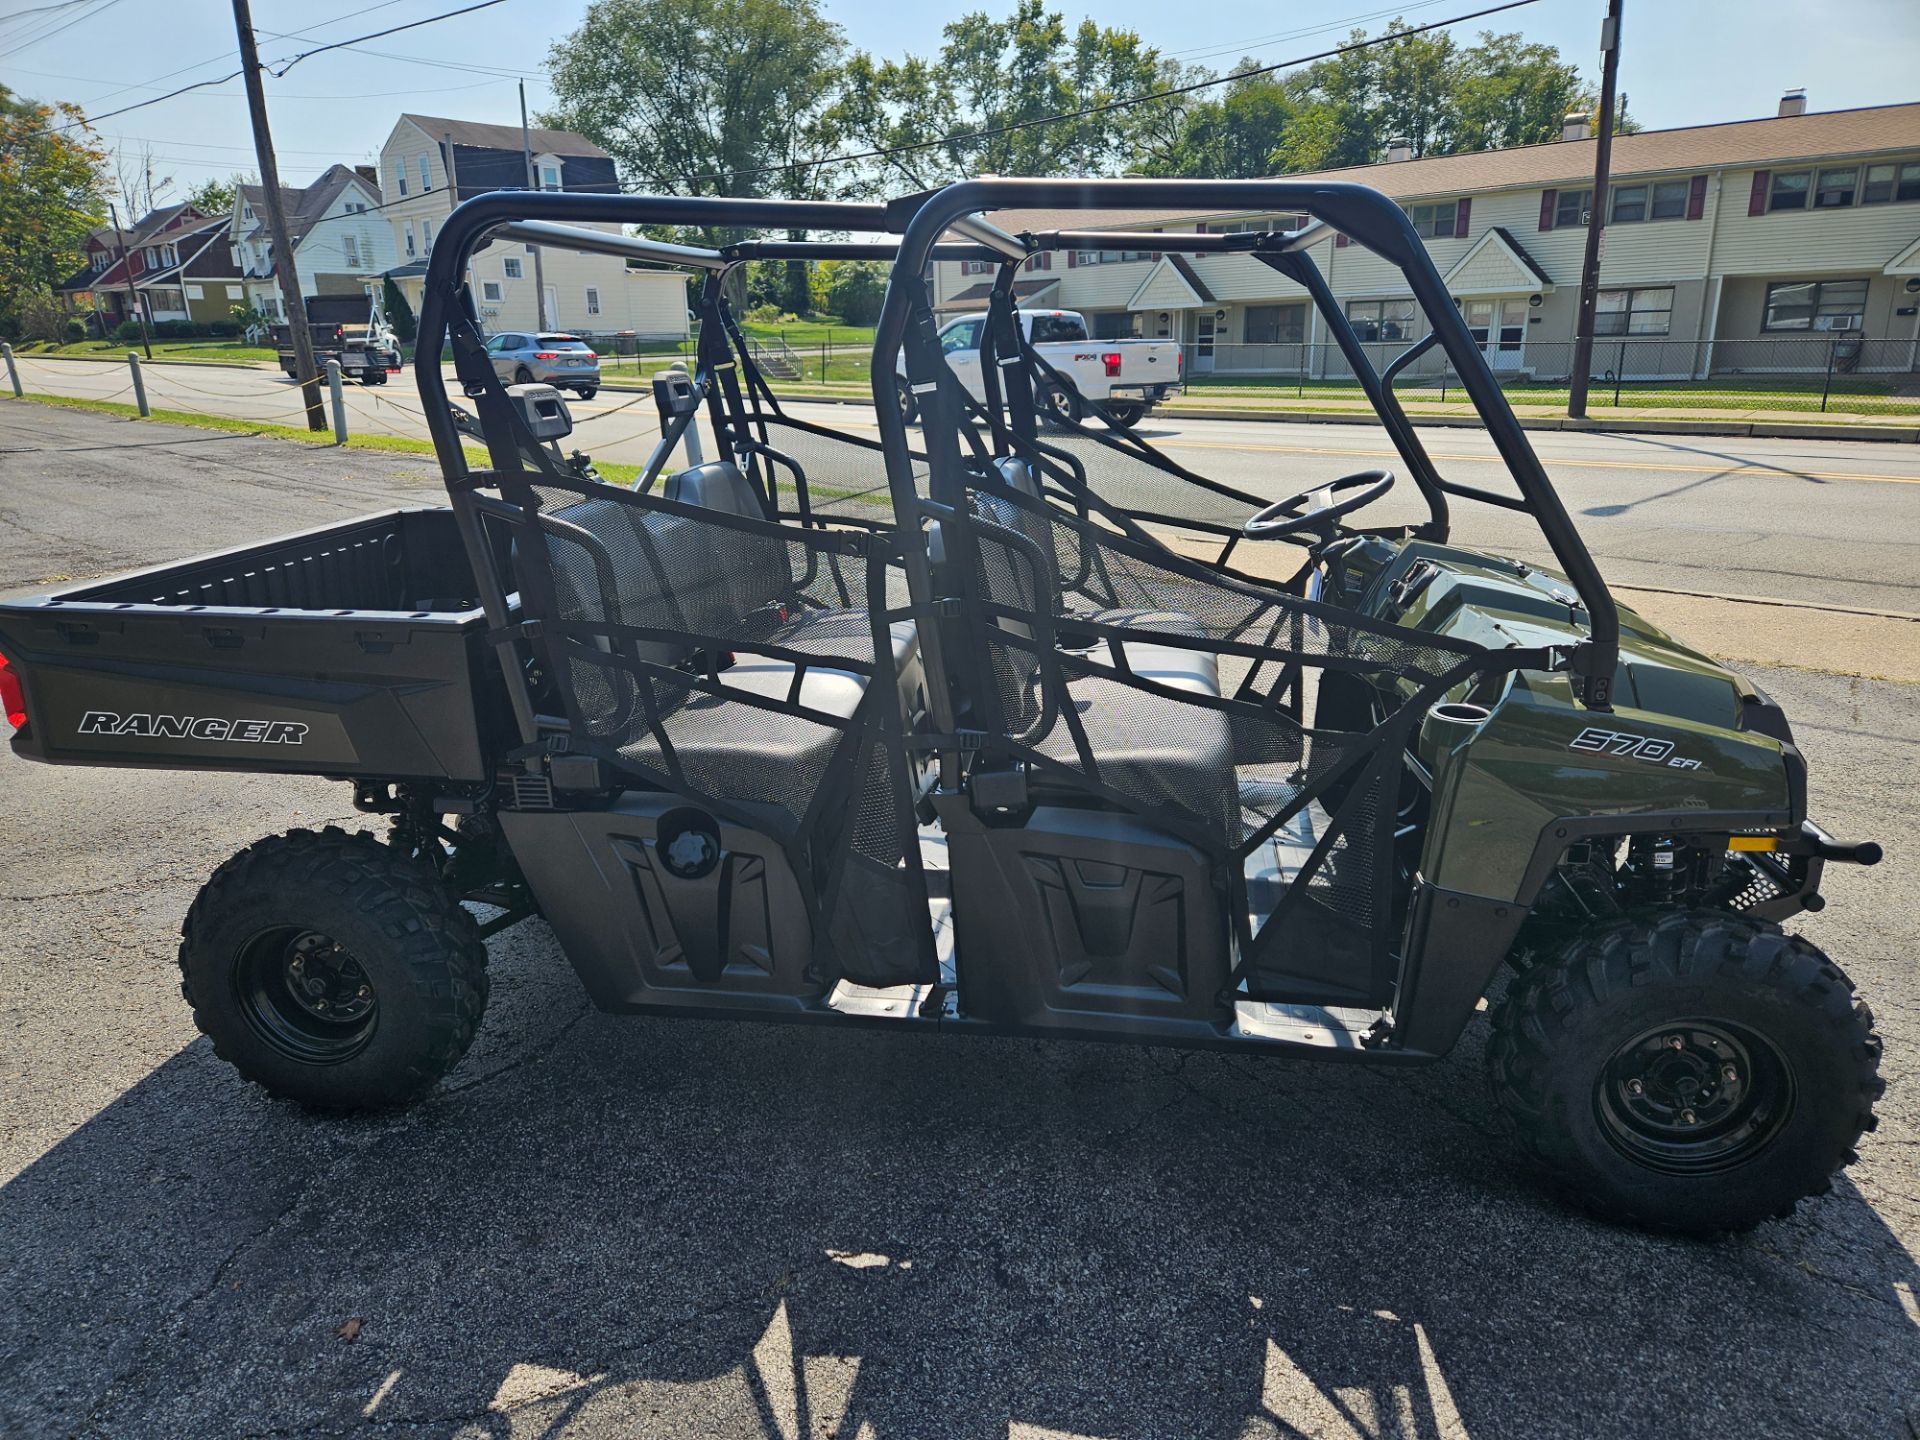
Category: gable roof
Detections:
[
  {"x1": 1127, "y1": 255, "x2": 1209, "y2": 311},
  {"x1": 238, "y1": 164, "x2": 380, "y2": 249},
  {"x1": 1441, "y1": 225, "x2": 1556, "y2": 293},
  {"x1": 400, "y1": 113, "x2": 610, "y2": 159},
  {"x1": 979, "y1": 101, "x2": 1920, "y2": 234}
]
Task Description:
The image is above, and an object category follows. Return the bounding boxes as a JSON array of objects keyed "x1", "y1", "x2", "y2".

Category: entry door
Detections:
[
  {"x1": 1193, "y1": 312, "x2": 1217, "y2": 374},
  {"x1": 542, "y1": 285, "x2": 559, "y2": 330},
  {"x1": 1464, "y1": 298, "x2": 1527, "y2": 371}
]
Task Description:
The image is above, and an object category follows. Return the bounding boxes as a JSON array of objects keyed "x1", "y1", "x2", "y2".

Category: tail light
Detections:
[
  {"x1": 534, "y1": 352, "x2": 559, "y2": 360},
  {"x1": 0, "y1": 653, "x2": 25, "y2": 730},
  {"x1": 1102, "y1": 352, "x2": 1122, "y2": 377}
]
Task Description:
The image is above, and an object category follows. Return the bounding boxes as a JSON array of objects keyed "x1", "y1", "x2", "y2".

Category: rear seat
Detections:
[
  {"x1": 971, "y1": 457, "x2": 1237, "y2": 829},
  {"x1": 533, "y1": 462, "x2": 920, "y2": 792}
]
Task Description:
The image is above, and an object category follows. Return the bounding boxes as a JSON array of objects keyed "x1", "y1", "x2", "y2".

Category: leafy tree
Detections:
[
  {"x1": 544, "y1": 0, "x2": 844, "y2": 205},
  {"x1": 1448, "y1": 32, "x2": 1593, "y2": 152},
  {"x1": 0, "y1": 85, "x2": 107, "y2": 339},
  {"x1": 185, "y1": 174, "x2": 249, "y2": 216},
  {"x1": 822, "y1": 260, "x2": 888, "y2": 325},
  {"x1": 381, "y1": 276, "x2": 417, "y2": 344}
]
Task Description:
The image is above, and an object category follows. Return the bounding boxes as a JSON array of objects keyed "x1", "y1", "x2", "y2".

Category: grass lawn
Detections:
[
  {"x1": 19, "y1": 338, "x2": 277, "y2": 365},
  {"x1": 1184, "y1": 372, "x2": 1919, "y2": 417}
]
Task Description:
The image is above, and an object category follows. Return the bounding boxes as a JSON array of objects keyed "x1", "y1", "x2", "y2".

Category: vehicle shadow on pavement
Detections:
[{"x1": 3, "y1": 932, "x2": 1916, "y2": 1440}]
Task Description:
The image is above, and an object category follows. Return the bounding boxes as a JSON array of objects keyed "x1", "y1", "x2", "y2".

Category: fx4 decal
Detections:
[
  {"x1": 1568, "y1": 726, "x2": 1702, "y2": 770},
  {"x1": 78, "y1": 711, "x2": 308, "y2": 744}
]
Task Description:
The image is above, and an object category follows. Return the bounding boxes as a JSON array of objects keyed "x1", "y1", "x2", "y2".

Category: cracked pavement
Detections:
[{"x1": 1, "y1": 406, "x2": 1916, "y2": 1438}]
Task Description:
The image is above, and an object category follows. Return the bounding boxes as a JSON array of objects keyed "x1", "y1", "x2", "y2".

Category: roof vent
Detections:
[
  {"x1": 1385, "y1": 137, "x2": 1412, "y2": 163},
  {"x1": 1778, "y1": 88, "x2": 1807, "y2": 117},
  {"x1": 1561, "y1": 110, "x2": 1590, "y2": 142}
]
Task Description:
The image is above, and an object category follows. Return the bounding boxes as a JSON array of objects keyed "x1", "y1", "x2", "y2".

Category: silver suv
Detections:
[{"x1": 485, "y1": 331, "x2": 600, "y2": 399}]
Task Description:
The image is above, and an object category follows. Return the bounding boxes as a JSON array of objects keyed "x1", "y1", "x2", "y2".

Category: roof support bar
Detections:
[{"x1": 490, "y1": 221, "x2": 728, "y2": 270}]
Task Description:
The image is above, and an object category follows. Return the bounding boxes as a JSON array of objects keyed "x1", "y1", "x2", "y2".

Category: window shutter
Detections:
[
  {"x1": 1749, "y1": 171, "x2": 1770, "y2": 216},
  {"x1": 1539, "y1": 189, "x2": 1557, "y2": 230},
  {"x1": 1335, "y1": 232, "x2": 1350, "y2": 248},
  {"x1": 1067, "y1": 250, "x2": 1078, "y2": 267},
  {"x1": 1454, "y1": 198, "x2": 1471, "y2": 237},
  {"x1": 1686, "y1": 173, "x2": 1708, "y2": 220},
  {"x1": 1195, "y1": 222, "x2": 1207, "y2": 234},
  {"x1": 1150, "y1": 251, "x2": 1162, "y2": 262}
]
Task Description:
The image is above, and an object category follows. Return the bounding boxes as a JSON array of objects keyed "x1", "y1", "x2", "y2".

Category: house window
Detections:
[
  {"x1": 1595, "y1": 286, "x2": 1673, "y2": 336},
  {"x1": 1554, "y1": 188, "x2": 1594, "y2": 227},
  {"x1": 343, "y1": 235, "x2": 360, "y2": 266},
  {"x1": 1768, "y1": 171, "x2": 1810, "y2": 211},
  {"x1": 418, "y1": 154, "x2": 432, "y2": 192},
  {"x1": 404, "y1": 221, "x2": 416, "y2": 258},
  {"x1": 242, "y1": 204, "x2": 254, "y2": 221},
  {"x1": 585, "y1": 286, "x2": 601, "y2": 316},
  {"x1": 395, "y1": 162, "x2": 407, "y2": 198},
  {"x1": 185, "y1": 284, "x2": 203, "y2": 300},
  {"x1": 92, "y1": 251, "x2": 108, "y2": 272},
  {"x1": 1022, "y1": 252, "x2": 1052, "y2": 271},
  {"x1": 1090, "y1": 312, "x2": 1136, "y2": 339},
  {"x1": 1404, "y1": 201, "x2": 1458, "y2": 239},
  {"x1": 1862, "y1": 160, "x2": 1920, "y2": 204},
  {"x1": 1211, "y1": 215, "x2": 1307, "y2": 234},
  {"x1": 1763, "y1": 278, "x2": 1869, "y2": 331},
  {"x1": 540, "y1": 164, "x2": 560, "y2": 189},
  {"x1": 1072, "y1": 250, "x2": 1152, "y2": 265},
  {"x1": 1814, "y1": 167, "x2": 1858, "y2": 208},
  {"x1": 481, "y1": 280, "x2": 504, "y2": 302},
  {"x1": 960, "y1": 259, "x2": 993, "y2": 275},
  {"x1": 1609, "y1": 180, "x2": 1688, "y2": 223},
  {"x1": 1243, "y1": 303, "x2": 1305, "y2": 345},
  {"x1": 226, "y1": 285, "x2": 242, "y2": 299},
  {"x1": 422, "y1": 219, "x2": 433, "y2": 252},
  {"x1": 504, "y1": 257, "x2": 523, "y2": 279},
  {"x1": 1346, "y1": 298, "x2": 1416, "y2": 342}
]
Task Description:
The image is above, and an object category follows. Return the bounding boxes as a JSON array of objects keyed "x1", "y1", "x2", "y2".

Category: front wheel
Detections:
[
  {"x1": 895, "y1": 376, "x2": 918, "y2": 425},
  {"x1": 1037, "y1": 379, "x2": 1080, "y2": 427},
  {"x1": 1488, "y1": 910, "x2": 1882, "y2": 1235},
  {"x1": 178, "y1": 827, "x2": 489, "y2": 1111}
]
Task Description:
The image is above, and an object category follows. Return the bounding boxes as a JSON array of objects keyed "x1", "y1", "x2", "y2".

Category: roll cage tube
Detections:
[{"x1": 870, "y1": 178, "x2": 1621, "y2": 709}]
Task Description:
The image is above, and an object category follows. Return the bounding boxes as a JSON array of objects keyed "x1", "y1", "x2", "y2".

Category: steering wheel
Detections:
[{"x1": 1243, "y1": 469, "x2": 1396, "y2": 541}]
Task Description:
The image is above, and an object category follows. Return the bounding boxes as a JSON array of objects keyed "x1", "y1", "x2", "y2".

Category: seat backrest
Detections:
[
  {"x1": 665, "y1": 459, "x2": 765, "y2": 520},
  {"x1": 968, "y1": 457, "x2": 1065, "y2": 736}
]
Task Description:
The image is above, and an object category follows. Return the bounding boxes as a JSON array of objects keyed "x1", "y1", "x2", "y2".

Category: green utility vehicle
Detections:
[{"x1": 0, "y1": 180, "x2": 1883, "y2": 1236}]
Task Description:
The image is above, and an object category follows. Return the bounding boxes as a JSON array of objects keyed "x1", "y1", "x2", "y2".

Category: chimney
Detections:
[
  {"x1": 354, "y1": 164, "x2": 377, "y2": 184},
  {"x1": 1562, "y1": 110, "x2": 1590, "y2": 142},
  {"x1": 1778, "y1": 88, "x2": 1807, "y2": 117},
  {"x1": 1385, "y1": 137, "x2": 1412, "y2": 163}
]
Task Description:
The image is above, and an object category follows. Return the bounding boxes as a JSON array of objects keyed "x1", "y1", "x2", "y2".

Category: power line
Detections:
[
  {"x1": 1162, "y1": 0, "x2": 1461, "y2": 65},
  {"x1": 696, "y1": 0, "x2": 1544, "y2": 187},
  {"x1": 264, "y1": 0, "x2": 511, "y2": 76},
  {"x1": 3, "y1": 0, "x2": 125, "y2": 55}
]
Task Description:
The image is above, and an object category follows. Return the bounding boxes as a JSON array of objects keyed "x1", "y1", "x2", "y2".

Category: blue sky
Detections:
[{"x1": 4, "y1": 0, "x2": 1916, "y2": 201}]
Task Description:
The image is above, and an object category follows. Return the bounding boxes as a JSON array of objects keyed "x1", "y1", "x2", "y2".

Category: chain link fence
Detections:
[{"x1": 1183, "y1": 334, "x2": 1920, "y2": 417}]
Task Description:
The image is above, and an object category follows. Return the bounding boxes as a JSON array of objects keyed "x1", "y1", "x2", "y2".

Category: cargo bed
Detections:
[{"x1": 0, "y1": 508, "x2": 512, "y2": 781}]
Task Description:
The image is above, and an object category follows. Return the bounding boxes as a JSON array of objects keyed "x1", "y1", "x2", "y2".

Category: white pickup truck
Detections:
[{"x1": 897, "y1": 308, "x2": 1183, "y2": 428}]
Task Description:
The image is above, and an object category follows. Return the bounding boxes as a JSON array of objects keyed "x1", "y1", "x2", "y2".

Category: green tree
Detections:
[
  {"x1": 381, "y1": 276, "x2": 417, "y2": 344},
  {"x1": 185, "y1": 173, "x2": 248, "y2": 216},
  {"x1": 0, "y1": 86, "x2": 107, "y2": 339},
  {"x1": 822, "y1": 260, "x2": 888, "y2": 324},
  {"x1": 544, "y1": 0, "x2": 844, "y2": 205},
  {"x1": 1448, "y1": 32, "x2": 1592, "y2": 152}
]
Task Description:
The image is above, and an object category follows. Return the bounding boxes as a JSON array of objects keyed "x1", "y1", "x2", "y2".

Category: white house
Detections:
[
  {"x1": 230, "y1": 165, "x2": 395, "y2": 320},
  {"x1": 375, "y1": 113, "x2": 689, "y2": 341}
]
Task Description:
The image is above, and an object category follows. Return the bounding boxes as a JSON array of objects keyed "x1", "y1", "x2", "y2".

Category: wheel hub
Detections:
[
  {"x1": 233, "y1": 925, "x2": 380, "y2": 1065},
  {"x1": 282, "y1": 932, "x2": 375, "y2": 1023},
  {"x1": 1596, "y1": 1020, "x2": 1793, "y2": 1175}
]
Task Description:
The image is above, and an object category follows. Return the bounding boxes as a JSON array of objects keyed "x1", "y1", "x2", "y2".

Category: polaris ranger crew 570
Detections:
[{"x1": 0, "y1": 179, "x2": 1883, "y2": 1235}]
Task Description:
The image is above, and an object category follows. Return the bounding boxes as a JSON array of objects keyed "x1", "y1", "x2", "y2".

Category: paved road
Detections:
[
  {"x1": 13, "y1": 356, "x2": 1920, "y2": 615},
  {"x1": 0, "y1": 407, "x2": 1916, "y2": 1439}
]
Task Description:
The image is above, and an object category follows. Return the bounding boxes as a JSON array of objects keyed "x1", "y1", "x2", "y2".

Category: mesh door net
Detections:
[{"x1": 498, "y1": 469, "x2": 935, "y2": 989}]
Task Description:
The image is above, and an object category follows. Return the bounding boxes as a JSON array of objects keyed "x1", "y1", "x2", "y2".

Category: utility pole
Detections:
[
  {"x1": 106, "y1": 201, "x2": 151, "y2": 359},
  {"x1": 231, "y1": 0, "x2": 324, "y2": 430},
  {"x1": 1567, "y1": 0, "x2": 1624, "y2": 419},
  {"x1": 520, "y1": 79, "x2": 549, "y2": 330}
]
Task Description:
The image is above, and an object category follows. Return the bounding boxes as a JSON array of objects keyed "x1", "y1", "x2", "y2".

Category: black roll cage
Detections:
[{"x1": 868, "y1": 177, "x2": 1620, "y2": 710}]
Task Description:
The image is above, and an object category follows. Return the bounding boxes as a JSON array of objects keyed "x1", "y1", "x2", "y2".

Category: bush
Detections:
[
  {"x1": 152, "y1": 319, "x2": 200, "y2": 340},
  {"x1": 66, "y1": 319, "x2": 86, "y2": 342},
  {"x1": 205, "y1": 320, "x2": 240, "y2": 338},
  {"x1": 113, "y1": 319, "x2": 144, "y2": 344}
]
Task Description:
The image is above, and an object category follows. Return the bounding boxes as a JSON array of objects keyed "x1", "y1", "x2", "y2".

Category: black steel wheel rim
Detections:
[
  {"x1": 233, "y1": 926, "x2": 379, "y2": 1064},
  {"x1": 1595, "y1": 1019, "x2": 1794, "y2": 1175}
]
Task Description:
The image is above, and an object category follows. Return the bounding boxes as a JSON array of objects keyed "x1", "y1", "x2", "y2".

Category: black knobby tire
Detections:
[
  {"x1": 1488, "y1": 910, "x2": 1882, "y2": 1235},
  {"x1": 178, "y1": 827, "x2": 489, "y2": 1111}
]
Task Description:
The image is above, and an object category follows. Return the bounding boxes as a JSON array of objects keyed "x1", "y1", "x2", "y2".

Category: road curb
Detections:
[{"x1": 18, "y1": 352, "x2": 276, "y2": 374}]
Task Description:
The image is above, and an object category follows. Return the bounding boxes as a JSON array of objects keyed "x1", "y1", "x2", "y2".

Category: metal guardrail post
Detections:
[
  {"x1": 326, "y1": 359, "x2": 347, "y2": 444},
  {"x1": 1, "y1": 342, "x2": 20, "y2": 398},
  {"x1": 127, "y1": 351, "x2": 149, "y2": 416}
]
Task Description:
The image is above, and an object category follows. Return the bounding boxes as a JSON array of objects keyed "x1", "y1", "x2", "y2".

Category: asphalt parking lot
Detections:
[{"x1": 1, "y1": 405, "x2": 1916, "y2": 1438}]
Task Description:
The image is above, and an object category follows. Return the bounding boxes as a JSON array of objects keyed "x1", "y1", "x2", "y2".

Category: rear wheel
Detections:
[
  {"x1": 1488, "y1": 910, "x2": 1882, "y2": 1234},
  {"x1": 178, "y1": 827, "x2": 489, "y2": 1111},
  {"x1": 513, "y1": 365, "x2": 534, "y2": 385},
  {"x1": 1105, "y1": 402, "x2": 1145, "y2": 428},
  {"x1": 575, "y1": 385, "x2": 598, "y2": 400}
]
